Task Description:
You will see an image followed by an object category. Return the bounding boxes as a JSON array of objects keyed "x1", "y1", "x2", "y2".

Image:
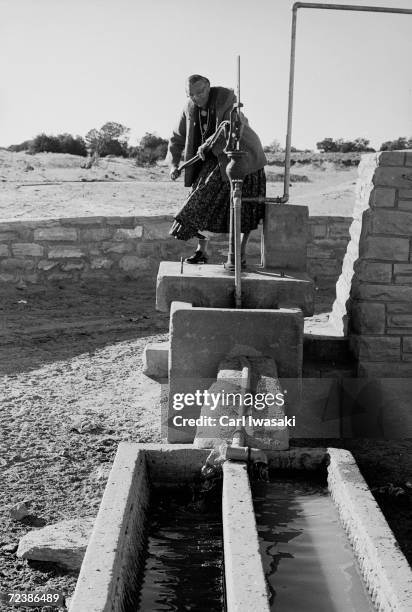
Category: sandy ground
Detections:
[
  {"x1": 0, "y1": 281, "x2": 169, "y2": 609},
  {"x1": 0, "y1": 151, "x2": 357, "y2": 220},
  {"x1": 1, "y1": 152, "x2": 411, "y2": 610}
]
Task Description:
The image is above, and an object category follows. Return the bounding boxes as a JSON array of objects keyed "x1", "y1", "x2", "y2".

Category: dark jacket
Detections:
[{"x1": 167, "y1": 86, "x2": 267, "y2": 187}]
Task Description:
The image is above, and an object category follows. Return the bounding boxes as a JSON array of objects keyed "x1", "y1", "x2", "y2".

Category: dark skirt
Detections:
[{"x1": 170, "y1": 159, "x2": 266, "y2": 241}]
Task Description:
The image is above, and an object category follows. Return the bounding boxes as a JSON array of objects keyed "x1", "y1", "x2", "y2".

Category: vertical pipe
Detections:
[
  {"x1": 283, "y1": 6, "x2": 298, "y2": 203},
  {"x1": 233, "y1": 181, "x2": 243, "y2": 308}
]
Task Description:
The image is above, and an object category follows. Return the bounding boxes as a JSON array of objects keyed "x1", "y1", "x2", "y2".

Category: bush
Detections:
[
  {"x1": 16, "y1": 133, "x2": 88, "y2": 156},
  {"x1": 132, "y1": 132, "x2": 168, "y2": 166},
  {"x1": 380, "y1": 137, "x2": 412, "y2": 151},
  {"x1": 8, "y1": 140, "x2": 33, "y2": 152},
  {"x1": 85, "y1": 122, "x2": 130, "y2": 158},
  {"x1": 316, "y1": 137, "x2": 375, "y2": 153}
]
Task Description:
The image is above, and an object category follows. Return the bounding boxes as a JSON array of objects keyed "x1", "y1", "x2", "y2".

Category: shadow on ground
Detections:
[{"x1": 0, "y1": 279, "x2": 169, "y2": 375}]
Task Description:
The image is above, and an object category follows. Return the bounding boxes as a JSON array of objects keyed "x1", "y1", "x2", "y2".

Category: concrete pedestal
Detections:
[
  {"x1": 166, "y1": 302, "x2": 303, "y2": 443},
  {"x1": 156, "y1": 262, "x2": 314, "y2": 316},
  {"x1": 262, "y1": 204, "x2": 309, "y2": 271}
]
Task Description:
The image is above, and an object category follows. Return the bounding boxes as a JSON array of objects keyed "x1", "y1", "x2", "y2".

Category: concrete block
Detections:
[
  {"x1": 0, "y1": 245, "x2": 9, "y2": 257},
  {"x1": 90, "y1": 258, "x2": 113, "y2": 270},
  {"x1": 119, "y1": 255, "x2": 149, "y2": 273},
  {"x1": 156, "y1": 262, "x2": 314, "y2": 316},
  {"x1": 350, "y1": 303, "x2": 386, "y2": 334},
  {"x1": 0, "y1": 258, "x2": 35, "y2": 271},
  {"x1": 0, "y1": 232, "x2": 19, "y2": 241},
  {"x1": 48, "y1": 246, "x2": 84, "y2": 259},
  {"x1": 356, "y1": 336, "x2": 400, "y2": 361},
  {"x1": 358, "y1": 361, "x2": 412, "y2": 377},
  {"x1": 378, "y1": 151, "x2": 405, "y2": 166},
  {"x1": 167, "y1": 303, "x2": 303, "y2": 442},
  {"x1": 37, "y1": 260, "x2": 58, "y2": 271},
  {"x1": 360, "y1": 236, "x2": 409, "y2": 261},
  {"x1": 398, "y1": 200, "x2": 412, "y2": 210},
  {"x1": 79, "y1": 227, "x2": 113, "y2": 241},
  {"x1": 143, "y1": 220, "x2": 171, "y2": 240},
  {"x1": 262, "y1": 204, "x2": 309, "y2": 270},
  {"x1": 399, "y1": 189, "x2": 412, "y2": 199},
  {"x1": 352, "y1": 283, "x2": 412, "y2": 302},
  {"x1": 369, "y1": 187, "x2": 396, "y2": 208},
  {"x1": 101, "y1": 242, "x2": 134, "y2": 254},
  {"x1": 34, "y1": 227, "x2": 77, "y2": 241},
  {"x1": 307, "y1": 259, "x2": 339, "y2": 277},
  {"x1": 310, "y1": 223, "x2": 327, "y2": 238},
  {"x1": 61, "y1": 262, "x2": 84, "y2": 271},
  {"x1": 307, "y1": 245, "x2": 335, "y2": 259},
  {"x1": 371, "y1": 209, "x2": 412, "y2": 236},
  {"x1": 387, "y1": 314, "x2": 412, "y2": 329},
  {"x1": 12, "y1": 243, "x2": 43, "y2": 257},
  {"x1": 328, "y1": 222, "x2": 351, "y2": 238},
  {"x1": 403, "y1": 337, "x2": 412, "y2": 352},
  {"x1": 394, "y1": 263, "x2": 412, "y2": 284},
  {"x1": 373, "y1": 167, "x2": 412, "y2": 189},
  {"x1": 143, "y1": 342, "x2": 169, "y2": 378},
  {"x1": 113, "y1": 226, "x2": 143, "y2": 240},
  {"x1": 387, "y1": 303, "x2": 412, "y2": 314},
  {"x1": 354, "y1": 261, "x2": 392, "y2": 283}
]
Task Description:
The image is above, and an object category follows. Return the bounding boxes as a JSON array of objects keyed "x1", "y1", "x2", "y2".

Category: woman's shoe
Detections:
[{"x1": 185, "y1": 250, "x2": 209, "y2": 264}]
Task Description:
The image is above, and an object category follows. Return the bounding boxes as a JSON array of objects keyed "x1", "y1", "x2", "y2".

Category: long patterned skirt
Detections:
[{"x1": 169, "y1": 159, "x2": 266, "y2": 241}]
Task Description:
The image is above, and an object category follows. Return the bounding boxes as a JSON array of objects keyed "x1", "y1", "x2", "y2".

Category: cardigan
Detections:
[{"x1": 167, "y1": 86, "x2": 267, "y2": 187}]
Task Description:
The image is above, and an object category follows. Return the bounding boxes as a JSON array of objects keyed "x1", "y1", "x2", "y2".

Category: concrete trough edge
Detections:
[
  {"x1": 222, "y1": 461, "x2": 270, "y2": 612},
  {"x1": 327, "y1": 447, "x2": 412, "y2": 612},
  {"x1": 70, "y1": 444, "x2": 150, "y2": 612}
]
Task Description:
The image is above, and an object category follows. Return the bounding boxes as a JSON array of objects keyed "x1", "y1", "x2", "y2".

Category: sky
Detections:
[{"x1": 0, "y1": 0, "x2": 411, "y2": 150}]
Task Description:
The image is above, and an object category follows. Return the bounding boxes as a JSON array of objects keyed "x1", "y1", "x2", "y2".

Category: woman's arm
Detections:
[{"x1": 167, "y1": 110, "x2": 187, "y2": 170}]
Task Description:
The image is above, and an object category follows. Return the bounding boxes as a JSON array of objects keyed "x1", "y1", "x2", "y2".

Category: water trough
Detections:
[{"x1": 69, "y1": 443, "x2": 412, "y2": 611}]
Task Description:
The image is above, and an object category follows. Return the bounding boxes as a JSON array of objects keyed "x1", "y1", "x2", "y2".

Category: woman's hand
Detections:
[
  {"x1": 197, "y1": 143, "x2": 209, "y2": 161},
  {"x1": 170, "y1": 166, "x2": 181, "y2": 181}
]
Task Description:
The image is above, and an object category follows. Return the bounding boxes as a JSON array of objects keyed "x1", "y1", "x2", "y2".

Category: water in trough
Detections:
[
  {"x1": 253, "y1": 475, "x2": 375, "y2": 611},
  {"x1": 137, "y1": 475, "x2": 375, "y2": 611}
]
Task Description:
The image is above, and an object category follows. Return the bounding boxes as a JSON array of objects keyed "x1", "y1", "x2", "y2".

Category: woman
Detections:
[{"x1": 168, "y1": 74, "x2": 267, "y2": 265}]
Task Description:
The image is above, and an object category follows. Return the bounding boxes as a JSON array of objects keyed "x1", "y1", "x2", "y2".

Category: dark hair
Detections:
[{"x1": 186, "y1": 74, "x2": 210, "y2": 87}]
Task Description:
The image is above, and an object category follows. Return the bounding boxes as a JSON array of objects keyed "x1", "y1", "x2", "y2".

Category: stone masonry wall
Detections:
[
  {"x1": 0, "y1": 214, "x2": 350, "y2": 311},
  {"x1": 343, "y1": 150, "x2": 412, "y2": 377}
]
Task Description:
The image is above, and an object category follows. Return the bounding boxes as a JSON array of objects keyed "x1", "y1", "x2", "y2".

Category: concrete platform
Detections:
[
  {"x1": 166, "y1": 302, "x2": 303, "y2": 443},
  {"x1": 156, "y1": 261, "x2": 314, "y2": 316}
]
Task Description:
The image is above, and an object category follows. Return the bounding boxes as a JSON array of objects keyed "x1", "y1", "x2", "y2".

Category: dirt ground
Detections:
[
  {"x1": 0, "y1": 151, "x2": 358, "y2": 220},
  {"x1": 0, "y1": 279, "x2": 169, "y2": 610}
]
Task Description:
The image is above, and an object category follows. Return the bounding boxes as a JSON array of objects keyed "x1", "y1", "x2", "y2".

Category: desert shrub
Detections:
[
  {"x1": 316, "y1": 137, "x2": 374, "y2": 153},
  {"x1": 85, "y1": 122, "x2": 130, "y2": 158},
  {"x1": 380, "y1": 137, "x2": 412, "y2": 151},
  {"x1": 56, "y1": 134, "x2": 87, "y2": 156},
  {"x1": 22, "y1": 133, "x2": 87, "y2": 156},
  {"x1": 8, "y1": 140, "x2": 33, "y2": 152},
  {"x1": 132, "y1": 132, "x2": 168, "y2": 166}
]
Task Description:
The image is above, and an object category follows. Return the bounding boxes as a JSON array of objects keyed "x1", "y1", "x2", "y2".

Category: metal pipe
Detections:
[
  {"x1": 233, "y1": 181, "x2": 243, "y2": 308},
  {"x1": 281, "y1": 2, "x2": 412, "y2": 204}
]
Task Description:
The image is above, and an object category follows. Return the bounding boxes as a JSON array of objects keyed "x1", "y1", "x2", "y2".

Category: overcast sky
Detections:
[{"x1": 1, "y1": 0, "x2": 411, "y2": 150}]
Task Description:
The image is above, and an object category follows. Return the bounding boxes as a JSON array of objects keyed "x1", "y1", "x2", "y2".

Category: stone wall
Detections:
[
  {"x1": 0, "y1": 214, "x2": 351, "y2": 311},
  {"x1": 334, "y1": 150, "x2": 412, "y2": 377},
  {"x1": 307, "y1": 216, "x2": 352, "y2": 311}
]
